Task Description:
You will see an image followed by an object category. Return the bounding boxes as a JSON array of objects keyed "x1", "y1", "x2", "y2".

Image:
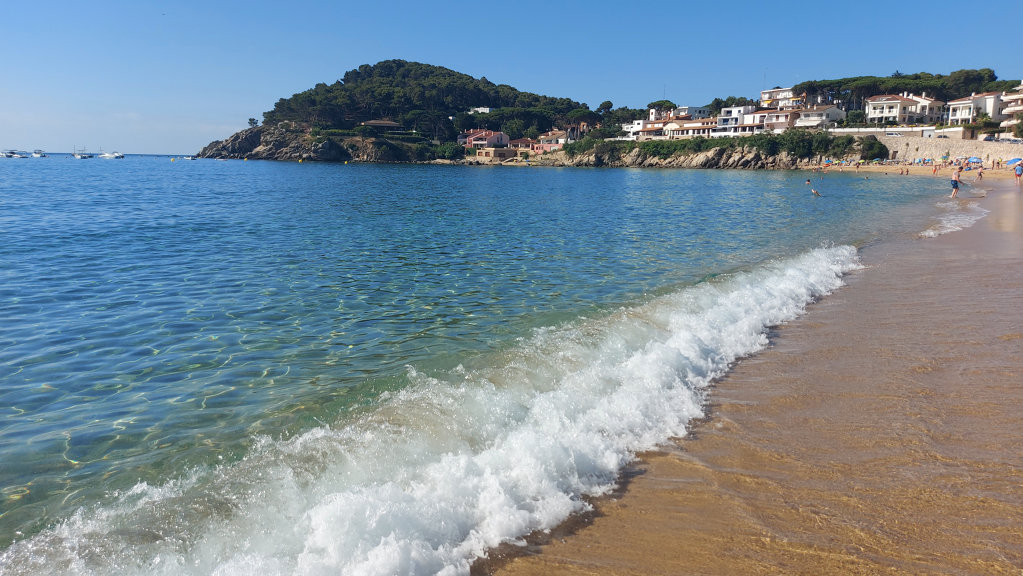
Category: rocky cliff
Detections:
[
  {"x1": 530, "y1": 145, "x2": 816, "y2": 170},
  {"x1": 200, "y1": 124, "x2": 847, "y2": 169},
  {"x1": 198, "y1": 122, "x2": 416, "y2": 163}
]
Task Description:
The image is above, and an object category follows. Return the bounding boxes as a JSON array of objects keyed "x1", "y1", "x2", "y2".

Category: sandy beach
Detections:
[{"x1": 480, "y1": 174, "x2": 1023, "y2": 575}]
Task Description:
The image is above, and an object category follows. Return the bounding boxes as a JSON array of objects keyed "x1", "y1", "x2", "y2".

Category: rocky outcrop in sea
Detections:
[
  {"x1": 533, "y1": 145, "x2": 812, "y2": 169},
  {"x1": 198, "y1": 123, "x2": 414, "y2": 163}
]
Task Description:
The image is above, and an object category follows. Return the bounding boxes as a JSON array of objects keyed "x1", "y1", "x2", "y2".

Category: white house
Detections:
[
  {"x1": 1000, "y1": 82, "x2": 1023, "y2": 131},
  {"x1": 865, "y1": 94, "x2": 918, "y2": 124},
  {"x1": 674, "y1": 105, "x2": 711, "y2": 119},
  {"x1": 711, "y1": 105, "x2": 762, "y2": 137},
  {"x1": 794, "y1": 104, "x2": 846, "y2": 128},
  {"x1": 946, "y1": 92, "x2": 1007, "y2": 125},
  {"x1": 664, "y1": 117, "x2": 717, "y2": 139},
  {"x1": 619, "y1": 119, "x2": 648, "y2": 140},
  {"x1": 760, "y1": 87, "x2": 805, "y2": 110},
  {"x1": 649, "y1": 105, "x2": 711, "y2": 122},
  {"x1": 905, "y1": 92, "x2": 945, "y2": 124}
]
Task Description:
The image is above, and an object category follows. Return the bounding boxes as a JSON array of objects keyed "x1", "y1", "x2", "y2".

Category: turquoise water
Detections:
[{"x1": 0, "y1": 157, "x2": 978, "y2": 574}]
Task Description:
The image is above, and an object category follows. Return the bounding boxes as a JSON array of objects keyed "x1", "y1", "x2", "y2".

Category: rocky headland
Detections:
[
  {"x1": 198, "y1": 122, "x2": 834, "y2": 169},
  {"x1": 198, "y1": 122, "x2": 413, "y2": 163},
  {"x1": 529, "y1": 144, "x2": 813, "y2": 169}
]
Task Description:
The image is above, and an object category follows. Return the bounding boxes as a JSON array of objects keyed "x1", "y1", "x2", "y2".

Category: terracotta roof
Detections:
[
  {"x1": 947, "y1": 91, "x2": 1003, "y2": 104},
  {"x1": 866, "y1": 95, "x2": 917, "y2": 104}
]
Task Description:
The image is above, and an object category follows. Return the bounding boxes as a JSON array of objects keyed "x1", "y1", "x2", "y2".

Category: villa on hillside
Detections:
[
  {"x1": 760, "y1": 87, "x2": 805, "y2": 110},
  {"x1": 664, "y1": 117, "x2": 717, "y2": 139},
  {"x1": 865, "y1": 95, "x2": 919, "y2": 124},
  {"x1": 533, "y1": 130, "x2": 568, "y2": 153},
  {"x1": 1000, "y1": 82, "x2": 1023, "y2": 131},
  {"x1": 865, "y1": 92, "x2": 945, "y2": 125},
  {"x1": 713, "y1": 105, "x2": 761, "y2": 137},
  {"x1": 907, "y1": 93, "x2": 945, "y2": 123},
  {"x1": 459, "y1": 129, "x2": 510, "y2": 149},
  {"x1": 509, "y1": 138, "x2": 535, "y2": 150},
  {"x1": 760, "y1": 109, "x2": 799, "y2": 133},
  {"x1": 947, "y1": 91, "x2": 1008, "y2": 125},
  {"x1": 794, "y1": 104, "x2": 847, "y2": 128}
]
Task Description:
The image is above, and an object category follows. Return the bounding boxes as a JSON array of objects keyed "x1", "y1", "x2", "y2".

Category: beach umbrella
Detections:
[
  {"x1": 1007, "y1": 158, "x2": 1022, "y2": 165},
  {"x1": 968, "y1": 156, "x2": 982, "y2": 163}
]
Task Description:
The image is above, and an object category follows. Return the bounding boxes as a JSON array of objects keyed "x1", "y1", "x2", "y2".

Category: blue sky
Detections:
[{"x1": 2, "y1": 1, "x2": 1020, "y2": 154}]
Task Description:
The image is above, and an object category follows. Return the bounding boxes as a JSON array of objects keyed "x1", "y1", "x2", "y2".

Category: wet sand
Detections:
[{"x1": 483, "y1": 179, "x2": 1023, "y2": 575}]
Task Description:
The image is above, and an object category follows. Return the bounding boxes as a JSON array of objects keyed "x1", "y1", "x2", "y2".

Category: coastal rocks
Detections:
[
  {"x1": 199, "y1": 126, "x2": 263, "y2": 158},
  {"x1": 535, "y1": 145, "x2": 813, "y2": 170},
  {"x1": 198, "y1": 123, "x2": 352, "y2": 162},
  {"x1": 342, "y1": 139, "x2": 405, "y2": 163}
]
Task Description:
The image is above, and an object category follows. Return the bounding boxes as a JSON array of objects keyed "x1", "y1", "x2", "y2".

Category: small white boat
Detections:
[
  {"x1": 3, "y1": 150, "x2": 28, "y2": 158},
  {"x1": 72, "y1": 147, "x2": 94, "y2": 159},
  {"x1": 99, "y1": 151, "x2": 125, "y2": 159},
  {"x1": 32, "y1": 150, "x2": 47, "y2": 158}
]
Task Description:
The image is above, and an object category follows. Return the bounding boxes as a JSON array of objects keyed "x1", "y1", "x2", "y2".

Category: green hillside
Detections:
[{"x1": 262, "y1": 60, "x2": 590, "y2": 141}]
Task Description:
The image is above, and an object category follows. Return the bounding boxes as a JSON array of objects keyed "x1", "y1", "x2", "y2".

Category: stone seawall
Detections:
[{"x1": 876, "y1": 135, "x2": 1023, "y2": 163}]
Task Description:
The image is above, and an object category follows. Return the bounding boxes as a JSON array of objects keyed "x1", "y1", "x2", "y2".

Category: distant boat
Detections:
[
  {"x1": 72, "y1": 147, "x2": 94, "y2": 159},
  {"x1": 32, "y1": 150, "x2": 47, "y2": 158},
  {"x1": 3, "y1": 150, "x2": 28, "y2": 158},
  {"x1": 99, "y1": 151, "x2": 125, "y2": 159},
  {"x1": 182, "y1": 156, "x2": 197, "y2": 160}
]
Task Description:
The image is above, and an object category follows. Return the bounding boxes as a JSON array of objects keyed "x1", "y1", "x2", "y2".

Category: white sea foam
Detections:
[
  {"x1": 919, "y1": 199, "x2": 988, "y2": 238},
  {"x1": 0, "y1": 246, "x2": 862, "y2": 576}
]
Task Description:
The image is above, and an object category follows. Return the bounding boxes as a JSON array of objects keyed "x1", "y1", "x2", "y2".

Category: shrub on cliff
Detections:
[
  {"x1": 858, "y1": 135, "x2": 889, "y2": 160},
  {"x1": 639, "y1": 137, "x2": 727, "y2": 159}
]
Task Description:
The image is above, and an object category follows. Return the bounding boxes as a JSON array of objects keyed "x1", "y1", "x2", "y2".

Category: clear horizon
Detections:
[{"x1": 2, "y1": 0, "x2": 1019, "y2": 155}]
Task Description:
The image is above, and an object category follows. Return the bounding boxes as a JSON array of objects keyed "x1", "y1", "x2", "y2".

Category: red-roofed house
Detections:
[
  {"x1": 532, "y1": 130, "x2": 568, "y2": 153},
  {"x1": 459, "y1": 130, "x2": 510, "y2": 149}
]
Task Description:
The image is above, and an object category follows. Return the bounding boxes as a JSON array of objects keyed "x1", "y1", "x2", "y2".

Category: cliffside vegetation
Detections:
[{"x1": 263, "y1": 59, "x2": 590, "y2": 141}]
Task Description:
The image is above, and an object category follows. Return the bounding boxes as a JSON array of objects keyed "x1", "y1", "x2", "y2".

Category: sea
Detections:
[{"x1": 0, "y1": 155, "x2": 987, "y2": 575}]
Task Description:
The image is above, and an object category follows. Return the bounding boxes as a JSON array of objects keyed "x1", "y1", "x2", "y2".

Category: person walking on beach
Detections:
[
  {"x1": 1015, "y1": 162, "x2": 1023, "y2": 185},
  {"x1": 950, "y1": 166, "x2": 963, "y2": 198},
  {"x1": 974, "y1": 165, "x2": 984, "y2": 183}
]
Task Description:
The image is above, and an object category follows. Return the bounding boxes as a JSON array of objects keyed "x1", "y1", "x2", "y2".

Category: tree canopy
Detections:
[{"x1": 262, "y1": 60, "x2": 586, "y2": 140}]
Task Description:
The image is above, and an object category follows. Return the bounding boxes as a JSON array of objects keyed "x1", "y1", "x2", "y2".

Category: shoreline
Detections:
[{"x1": 481, "y1": 178, "x2": 1023, "y2": 574}]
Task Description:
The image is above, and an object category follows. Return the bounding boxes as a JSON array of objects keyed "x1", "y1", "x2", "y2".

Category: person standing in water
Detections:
[{"x1": 950, "y1": 166, "x2": 963, "y2": 198}]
